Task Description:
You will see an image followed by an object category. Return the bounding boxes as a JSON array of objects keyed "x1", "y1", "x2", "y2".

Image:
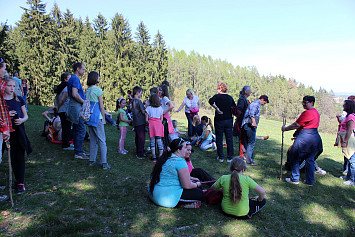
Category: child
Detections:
[
  {"x1": 145, "y1": 93, "x2": 164, "y2": 162},
  {"x1": 212, "y1": 157, "x2": 266, "y2": 219},
  {"x1": 192, "y1": 116, "x2": 216, "y2": 151},
  {"x1": 169, "y1": 120, "x2": 186, "y2": 141},
  {"x1": 86, "y1": 71, "x2": 111, "y2": 170},
  {"x1": 159, "y1": 85, "x2": 174, "y2": 149},
  {"x1": 117, "y1": 97, "x2": 132, "y2": 154},
  {"x1": 4, "y1": 77, "x2": 32, "y2": 194},
  {"x1": 131, "y1": 86, "x2": 146, "y2": 159}
]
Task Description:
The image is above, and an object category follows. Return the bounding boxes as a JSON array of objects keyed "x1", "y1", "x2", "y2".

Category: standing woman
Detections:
[
  {"x1": 54, "y1": 72, "x2": 72, "y2": 150},
  {"x1": 337, "y1": 100, "x2": 355, "y2": 186},
  {"x1": 209, "y1": 82, "x2": 237, "y2": 163},
  {"x1": 282, "y1": 95, "x2": 323, "y2": 186},
  {"x1": 149, "y1": 138, "x2": 205, "y2": 208},
  {"x1": 86, "y1": 71, "x2": 111, "y2": 170},
  {"x1": 235, "y1": 86, "x2": 251, "y2": 158},
  {"x1": 175, "y1": 89, "x2": 201, "y2": 138}
]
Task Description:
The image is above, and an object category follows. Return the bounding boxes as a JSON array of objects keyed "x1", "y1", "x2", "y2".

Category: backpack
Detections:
[{"x1": 79, "y1": 89, "x2": 92, "y2": 122}]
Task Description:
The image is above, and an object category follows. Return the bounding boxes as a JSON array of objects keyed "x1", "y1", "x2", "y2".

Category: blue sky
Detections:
[{"x1": 2, "y1": 0, "x2": 355, "y2": 93}]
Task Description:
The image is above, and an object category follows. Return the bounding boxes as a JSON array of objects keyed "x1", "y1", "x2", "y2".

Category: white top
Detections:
[
  {"x1": 183, "y1": 96, "x2": 199, "y2": 113},
  {"x1": 146, "y1": 106, "x2": 164, "y2": 119},
  {"x1": 170, "y1": 127, "x2": 180, "y2": 140},
  {"x1": 161, "y1": 96, "x2": 171, "y2": 114}
]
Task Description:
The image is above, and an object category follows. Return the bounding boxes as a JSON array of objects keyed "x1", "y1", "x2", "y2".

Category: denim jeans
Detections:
[
  {"x1": 290, "y1": 150, "x2": 317, "y2": 184},
  {"x1": 243, "y1": 125, "x2": 257, "y2": 163},
  {"x1": 346, "y1": 152, "x2": 355, "y2": 182},
  {"x1": 89, "y1": 119, "x2": 107, "y2": 163},
  {"x1": 185, "y1": 112, "x2": 194, "y2": 137},
  {"x1": 200, "y1": 139, "x2": 213, "y2": 151},
  {"x1": 214, "y1": 118, "x2": 234, "y2": 159},
  {"x1": 72, "y1": 118, "x2": 86, "y2": 155}
]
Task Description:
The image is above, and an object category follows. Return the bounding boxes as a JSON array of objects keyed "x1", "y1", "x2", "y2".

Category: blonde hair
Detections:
[
  {"x1": 3, "y1": 77, "x2": 20, "y2": 102},
  {"x1": 192, "y1": 115, "x2": 200, "y2": 126},
  {"x1": 229, "y1": 158, "x2": 247, "y2": 204}
]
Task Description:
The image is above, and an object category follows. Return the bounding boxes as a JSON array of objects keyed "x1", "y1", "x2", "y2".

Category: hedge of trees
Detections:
[{"x1": 0, "y1": 0, "x2": 339, "y2": 133}]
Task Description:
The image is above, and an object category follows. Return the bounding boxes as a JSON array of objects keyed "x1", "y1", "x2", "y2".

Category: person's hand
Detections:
[
  {"x1": 108, "y1": 113, "x2": 112, "y2": 119},
  {"x1": 336, "y1": 114, "x2": 342, "y2": 118},
  {"x1": 251, "y1": 196, "x2": 259, "y2": 201},
  {"x1": 281, "y1": 126, "x2": 286, "y2": 131},
  {"x1": 14, "y1": 118, "x2": 25, "y2": 125},
  {"x1": 216, "y1": 109, "x2": 223, "y2": 115},
  {"x1": 102, "y1": 119, "x2": 106, "y2": 125},
  {"x1": 9, "y1": 110, "x2": 16, "y2": 117},
  {"x1": 191, "y1": 177, "x2": 200, "y2": 182},
  {"x1": 251, "y1": 122, "x2": 257, "y2": 127},
  {"x1": 341, "y1": 141, "x2": 347, "y2": 148},
  {"x1": 1, "y1": 130, "x2": 10, "y2": 142}
]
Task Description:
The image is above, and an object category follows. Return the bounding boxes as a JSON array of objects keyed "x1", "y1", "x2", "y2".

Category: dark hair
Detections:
[
  {"x1": 13, "y1": 72, "x2": 19, "y2": 77},
  {"x1": 73, "y1": 62, "x2": 83, "y2": 73},
  {"x1": 201, "y1": 115, "x2": 213, "y2": 131},
  {"x1": 160, "y1": 85, "x2": 169, "y2": 98},
  {"x1": 150, "y1": 87, "x2": 159, "y2": 94},
  {"x1": 127, "y1": 90, "x2": 132, "y2": 94},
  {"x1": 303, "y1": 95, "x2": 315, "y2": 104},
  {"x1": 229, "y1": 158, "x2": 247, "y2": 204},
  {"x1": 149, "y1": 93, "x2": 161, "y2": 108},
  {"x1": 347, "y1": 95, "x2": 355, "y2": 101},
  {"x1": 239, "y1": 85, "x2": 251, "y2": 96},
  {"x1": 259, "y1": 95, "x2": 269, "y2": 103},
  {"x1": 217, "y1": 82, "x2": 227, "y2": 93},
  {"x1": 61, "y1": 72, "x2": 70, "y2": 82},
  {"x1": 161, "y1": 80, "x2": 170, "y2": 87},
  {"x1": 344, "y1": 100, "x2": 355, "y2": 116},
  {"x1": 87, "y1": 71, "x2": 99, "y2": 86},
  {"x1": 133, "y1": 86, "x2": 143, "y2": 96},
  {"x1": 149, "y1": 138, "x2": 186, "y2": 194}
]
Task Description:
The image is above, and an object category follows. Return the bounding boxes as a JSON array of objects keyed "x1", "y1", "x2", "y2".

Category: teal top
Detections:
[
  {"x1": 214, "y1": 174, "x2": 258, "y2": 216},
  {"x1": 86, "y1": 86, "x2": 103, "y2": 120},
  {"x1": 118, "y1": 108, "x2": 129, "y2": 127},
  {"x1": 149, "y1": 155, "x2": 188, "y2": 208}
]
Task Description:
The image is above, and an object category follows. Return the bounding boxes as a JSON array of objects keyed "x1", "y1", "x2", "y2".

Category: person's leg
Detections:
[
  {"x1": 247, "y1": 198, "x2": 266, "y2": 218},
  {"x1": 190, "y1": 168, "x2": 215, "y2": 182},
  {"x1": 345, "y1": 153, "x2": 355, "y2": 182},
  {"x1": 185, "y1": 112, "x2": 193, "y2": 137},
  {"x1": 73, "y1": 119, "x2": 86, "y2": 155},
  {"x1": 150, "y1": 137, "x2": 156, "y2": 158},
  {"x1": 244, "y1": 125, "x2": 256, "y2": 163},
  {"x1": 136, "y1": 124, "x2": 146, "y2": 156},
  {"x1": 180, "y1": 188, "x2": 205, "y2": 201},
  {"x1": 134, "y1": 126, "x2": 139, "y2": 154},
  {"x1": 10, "y1": 138, "x2": 26, "y2": 187},
  {"x1": 105, "y1": 114, "x2": 115, "y2": 125},
  {"x1": 0, "y1": 136, "x2": 3, "y2": 163},
  {"x1": 215, "y1": 120, "x2": 224, "y2": 159},
  {"x1": 119, "y1": 126, "x2": 127, "y2": 151},
  {"x1": 225, "y1": 118, "x2": 234, "y2": 159},
  {"x1": 290, "y1": 154, "x2": 301, "y2": 183},
  {"x1": 304, "y1": 152, "x2": 316, "y2": 185},
  {"x1": 200, "y1": 139, "x2": 212, "y2": 150},
  {"x1": 237, "y1": 123, "x2": 245, "y2": 158},
  {"x1": 343, "y1": 156, "x2": 349, "y2": 173},
  {"x1": 95, "y1": 119, "x2": 107, "y2": 164},
  {"x1": 89, "y1": 126, "x2": 98, "y2": 162},
  {"x1": 156, "y1": 137, "x2": 164, "y2": 156},
  {"x1": 59, "y1": 112, "x2": 71, "y2": 148}
]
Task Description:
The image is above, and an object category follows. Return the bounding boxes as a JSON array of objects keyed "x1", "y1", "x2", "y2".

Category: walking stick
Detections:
[
  {"x1": 280, "y1": 113, "x2": 286, "y2": 181},
  {"x1": 6, "y1": 141, "x2": 14, "y2": 207}
]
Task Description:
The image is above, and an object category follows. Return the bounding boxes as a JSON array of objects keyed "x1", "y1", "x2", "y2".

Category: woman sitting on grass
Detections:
[
  {"x1": 148, "y1": 138, "x2": 205, "y2": 208},
  {"x1": 212, "y1": 157, "x2": 266, "y2": 219},
  {"x1": 191, "y1": 116, "x2": 216, "y2": 151}
]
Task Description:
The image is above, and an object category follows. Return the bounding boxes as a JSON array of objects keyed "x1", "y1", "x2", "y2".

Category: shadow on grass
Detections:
[{"x1": 0, "y1": 106, "x2": 353, "y2": 236}]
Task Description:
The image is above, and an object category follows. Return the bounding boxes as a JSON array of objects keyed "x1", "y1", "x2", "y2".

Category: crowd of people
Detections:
[{"x1": 0, "y1": 60, "x2": 354, "y2": 219}]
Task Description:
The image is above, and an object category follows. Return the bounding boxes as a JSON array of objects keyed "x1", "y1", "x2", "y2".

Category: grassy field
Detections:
[{"x1": 0, "y1": 105, "x2": 354, "y2": 236}]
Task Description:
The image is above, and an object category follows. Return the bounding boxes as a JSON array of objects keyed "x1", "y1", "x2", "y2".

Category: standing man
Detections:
[
  {"x1": 0, "y1": 58, "x2": 11, "y2": 202},
  {"x1": 235, "y1": 85, "x2": 252, "y2": 158},
  {"x1": 67, "y1": 62, "x2": 88, "y2": 159},
  {"x1": 241, "y1": 95, "x2": 269, "y2": 166}
]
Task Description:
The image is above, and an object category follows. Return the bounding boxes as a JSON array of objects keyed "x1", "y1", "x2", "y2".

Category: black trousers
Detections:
[
  {"x1": 224, "y1": 198, "x2": 266, "y2": 219},
  {"x1": 59, "y1": 112, "x2": 72, "y2": 148},
  {"x1": 162, "y1": 118, "x2": 169, "y2": 149},
  {"x1": 10, "y1": 134, "x2": 25, "y2": 184},
  {"x1": 180, "y1": 188, "x2": 205, "y2": 201},
  {"x1": 191, "y1": 168, "x2": 215, "y2": 183}
]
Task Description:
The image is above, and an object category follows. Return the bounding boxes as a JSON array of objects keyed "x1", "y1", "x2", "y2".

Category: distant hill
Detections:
[{"x1": 334, "y1": 92, "x2": 354, "y2": 98}]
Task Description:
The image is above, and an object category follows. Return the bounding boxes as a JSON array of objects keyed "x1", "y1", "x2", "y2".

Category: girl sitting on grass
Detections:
[
  {"x1": 212, "y1": 157, "x2": 266, "y2": 219},
  {"x1": 191, "y1": 116, "x2": 216, "y2": 151},
  {"x1": 117, "y1": 97, "x2": 132, "y2": 154}
]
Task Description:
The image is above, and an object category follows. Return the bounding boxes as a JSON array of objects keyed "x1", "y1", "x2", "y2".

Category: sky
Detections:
[{"x1": 1, "y1": 0, "x2": 355, "y2": 94}]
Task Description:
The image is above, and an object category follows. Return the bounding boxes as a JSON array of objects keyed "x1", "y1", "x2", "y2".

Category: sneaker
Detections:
[
  {"x1": 118, "y1": 150, "x2": 127, "y2": 155},
  {"x1": 248, "y1": 162, "x2": 258, "y2": 166},
  {"x1": 217, "y1": 157, "x2": 224, "y2": 163},
  {"x1": 70, "y1": 144, "x2": 74, "y2": 148},
  {"x1": 74, "y1": 153, "x2": 89, "y2": 160},
  {"x1": 123, "y1": 149, "x2": 128, "y2": 153},
  {"x1": 63, "y1": 147, "x2": 75, "y2": 151},
  {"x1": 0, "y1": 186, "x2": 6, "y2": 191},
  {"x1": 343, "y1": 180, "x2": 354, "y2": 186},
  {"x1": 340, "y1": 176, "x2": 348, "y2": 180},
  {"x1": 136, "y1": 154, "x2": 146, "y2": 160},
  {"x1": 89, "y1": 161, "x2": 102, "y2": 167},
  {"x1": 315, "y1": 168, "x2": 326, "y2": 175},
  {"x1": 285, "y1": 178, "x2": 299, "y2": 185},
  {"x1": 179, "y1": 201, "x2": 202, "y2": 209},
  {"x1": 212, "y1": 142, "x2": 217, "y2": 151},
  {"x1": 303, "y1": 180, "x2": 313, "y2": 186},
  {"x1": 227, "y1": 157, "x2": 233, "y2": 163},
  {"x1": 16, "y1": 184, "x2": 25, "y2": 194},
  {"x1": 0, "y1": 195, "x2": 9, "y2": 202},
  {"x1": 102, "y1": 163, "x2": 111, "y2": 170}
]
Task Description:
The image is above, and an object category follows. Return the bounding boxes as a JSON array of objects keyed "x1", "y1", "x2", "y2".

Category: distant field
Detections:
[{"x1": 0, "y1": 105, "x2": 353, "y2": 236}]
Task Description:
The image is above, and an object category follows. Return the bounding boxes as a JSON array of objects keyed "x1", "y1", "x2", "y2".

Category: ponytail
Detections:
[
  {"x1": 229, "y1": 158, "x2": 247, "y2": 204},
  {"x1": 208, "y1": 117, "x2": 214, "y2": 131}
]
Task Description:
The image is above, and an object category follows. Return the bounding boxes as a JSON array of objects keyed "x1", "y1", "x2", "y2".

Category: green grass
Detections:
[{"x1": 0, "y1": 105, "x2": 354, "y2": 236}]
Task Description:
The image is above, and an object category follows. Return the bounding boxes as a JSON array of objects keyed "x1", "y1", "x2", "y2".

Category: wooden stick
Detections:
[
  {"x1": 280, "y1": 114, "x2": 286, "y2": 181},
  {"x1": 6, "y1": 141, "x2": 13, "y2": 207}
]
